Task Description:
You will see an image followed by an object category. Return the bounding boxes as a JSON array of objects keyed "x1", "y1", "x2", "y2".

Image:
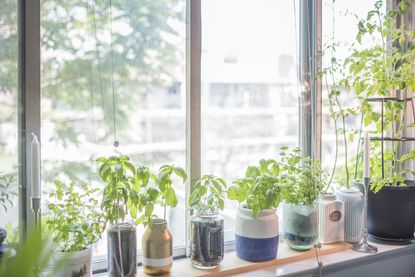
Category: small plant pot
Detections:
[
  {"x1": 190, "y1": 211, "x2": 224, "y2": 269},
  {"x1": 107, "y1": 223, "x2": 137, "y2": 277},
  {"x1": 283, "y1": 202, "x2": 318, "y2": 251},
  {"x1": 54, "y1": 247, "x2": 92, "y2": 277},
  {"x1": 235, "y1": 206, "x2": 279, "y2": 262},
  {"x1": 142, "y1": 219, "x2": 173, "y2": 275},
  {"x1": 367, "y1": 182, "x2": 415, "y2": 241},
  {"x1": 336, "y1": 187, "x2": 364, "y2": 243}
]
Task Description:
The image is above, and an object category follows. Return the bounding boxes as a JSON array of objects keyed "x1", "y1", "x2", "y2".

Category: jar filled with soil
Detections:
[
  {"x1": 190, "y1": 211, "x2": 224, "y2": 269},
  {"x1": 107, "y1": 222, "x2": 137, "y2": 277}
]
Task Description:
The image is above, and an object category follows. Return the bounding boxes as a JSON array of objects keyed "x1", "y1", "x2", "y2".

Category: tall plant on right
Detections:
[{"x1": 334, "y1": 0, "x2": 415, "y2": 241}]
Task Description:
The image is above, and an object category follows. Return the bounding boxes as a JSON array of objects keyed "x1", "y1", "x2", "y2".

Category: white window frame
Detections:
[{"x1": 17, "y1": 0, "x2": 323, "y2": 273}]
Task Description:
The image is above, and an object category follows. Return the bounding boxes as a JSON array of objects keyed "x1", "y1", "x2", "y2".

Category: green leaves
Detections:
[
  {"x1": 46, "y1": 180, "x2": 104, "y2": 252},
  {"x1": 190, "y1": 174, "x2": 227, "y2": 213}
]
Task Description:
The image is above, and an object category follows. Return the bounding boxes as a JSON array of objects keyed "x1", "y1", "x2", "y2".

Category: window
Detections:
[
  {"x1": 201, "y1": 0, "x2": 300, "y2": 240},
  {"x1": 41, "y1": 0, "x2": 186, "y2": 262},
  {"x1": 3, "y1": 0, "x2": 373, "y2": 273},
  {"x1": 0, "y1": 0, "x2": 19, "y2": 243}
]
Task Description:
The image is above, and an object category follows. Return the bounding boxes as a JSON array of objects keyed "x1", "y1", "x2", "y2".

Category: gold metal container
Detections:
[{"x1": 142, "y1": 218, "x2": 173, "y2": 275}]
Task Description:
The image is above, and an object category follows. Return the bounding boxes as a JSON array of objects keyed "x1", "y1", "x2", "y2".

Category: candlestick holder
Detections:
[
  {"x1": 351, "y1": 177, "x2": 377, "y2": 253},
  {"x1": 31, "y1": 197, "x2": 41, "y2": 227}
]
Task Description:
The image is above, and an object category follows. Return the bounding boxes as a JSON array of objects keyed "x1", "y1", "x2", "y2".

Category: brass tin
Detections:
[{"x1": 142, "y1": 218, "x2": 173, "y2": 275}]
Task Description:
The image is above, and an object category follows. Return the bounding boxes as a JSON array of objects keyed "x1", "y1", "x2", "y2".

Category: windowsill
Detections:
[
  {"x1": 95, "y1": 242, "x2": 350, "y2": 276},
  {"x1": 94, "y1": 239, "x2": 415, "y2": 276}
]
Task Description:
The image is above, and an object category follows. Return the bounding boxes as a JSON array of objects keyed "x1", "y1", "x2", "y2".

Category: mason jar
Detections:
[{"x1": 189, "y1": 210, "x2": 224, "y2": 269}]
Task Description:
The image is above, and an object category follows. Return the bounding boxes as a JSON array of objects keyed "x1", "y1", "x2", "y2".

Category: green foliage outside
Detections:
[{"x1": 46, "y1": 180, "x2": 105, "y2": 252}]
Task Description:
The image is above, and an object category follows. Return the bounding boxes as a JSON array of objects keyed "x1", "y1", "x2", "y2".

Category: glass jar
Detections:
[
  {"x1": 283, "y1": 202, "x2": 318, "y2": 250},
  {"x1": 189, "y1": 210, "x2": 224, "y2": 269},
  {"x1": 107, "y1": 222, "x2": 137, "y2": 277}
]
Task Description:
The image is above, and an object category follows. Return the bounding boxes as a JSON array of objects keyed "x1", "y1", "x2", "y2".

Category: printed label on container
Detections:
[
  {"x1": 142, "y1": 256, "x2": 173, "y2": 267},
  {"x1": 329, "y1": 210, "x2": 342, "y2": 222}
]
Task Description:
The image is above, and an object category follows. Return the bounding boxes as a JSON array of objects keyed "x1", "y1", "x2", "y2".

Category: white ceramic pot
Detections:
[
  {"x1": 318, "y1": 193, "x2": 344, "y2": 244},
  {"x1": 235, "y1": 206, "x2": 279, "y2": 262},
  {"x1": 336, "y1": 187, "x2": 364, "y2": 243},
  {"x1": 54, "y1": 247, "x2": 92, "y2": 277}
]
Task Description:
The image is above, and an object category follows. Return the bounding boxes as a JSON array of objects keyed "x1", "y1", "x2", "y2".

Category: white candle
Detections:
[
  {"x1": 363, "y1": 131, "x2": 370, "y2": 178},
  {"x1": 31, "y1": 133, "x2": 41, "y2": 198}
]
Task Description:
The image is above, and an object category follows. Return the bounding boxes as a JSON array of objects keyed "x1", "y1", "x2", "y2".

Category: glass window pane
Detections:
[
  {"x1": 41, "y1": 0, "x2": 186, "y2": 260},
  {"x1": 0, "y1": 0, "x2": 19, "y2": 242},
  {"x1": 201, "y1": 0, "x2": 300, "y2": 240}
]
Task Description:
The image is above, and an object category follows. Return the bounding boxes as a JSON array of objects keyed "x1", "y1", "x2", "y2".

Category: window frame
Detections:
[{"x1": 16, "y1": 0, "x2": 323, "y2": 272}]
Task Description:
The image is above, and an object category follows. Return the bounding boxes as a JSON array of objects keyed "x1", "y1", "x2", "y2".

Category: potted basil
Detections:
[
  {"x1": 98, "y1": 156, "x2": 141, "y2": 277},
  {"x1": 188, "y1": 174, "x2": 226, "y2": 269},
  {"x1": 135, "y1": 164, "x2": 186, "y2": 276},
  {"x1": 46, "y1": 180, "x2": 104, "y2": 277},
  {"x1": 227, "y1": 159, "x2": 282, "y2": 262},
  {"x1": 341, "y1": 0, "x2": 415, "y2": 241},
  {"x1": 280, "y1": 147, "x2": 325, "y2": 250}
]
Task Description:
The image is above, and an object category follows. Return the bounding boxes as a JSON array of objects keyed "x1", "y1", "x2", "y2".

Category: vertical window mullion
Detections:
[
  {"x1": 298, "y1": 0, "x2": 322, "y2": 160},
  {"x1": 185, "y1": 0, "x2": 202, "y2": 256},
  {"x1": 18, "y1": 0, "x2": 41, "y2": 237}
]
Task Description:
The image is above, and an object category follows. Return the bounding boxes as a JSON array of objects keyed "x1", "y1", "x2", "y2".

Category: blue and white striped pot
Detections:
[{"x1": 235, "y1": 206, "x2": 279, "y2": 262}]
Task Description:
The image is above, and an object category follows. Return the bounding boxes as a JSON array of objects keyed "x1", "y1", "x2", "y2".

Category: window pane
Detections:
[
  {"x1": 0, "y1": 0, "x2": 19, "y2": 242},
  {"x1": 41, "y1": 0, "x2": 186, "y2": 261},
  {"x1": 201, "y1": 0, "x2": 299, "y2": 240}
]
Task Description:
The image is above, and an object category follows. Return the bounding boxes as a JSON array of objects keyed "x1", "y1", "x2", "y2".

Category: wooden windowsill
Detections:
[{"x1": 134, "y1": 242, "x2": 349, "y2": 277}]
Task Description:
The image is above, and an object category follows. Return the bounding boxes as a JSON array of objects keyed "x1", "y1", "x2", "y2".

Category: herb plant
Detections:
[
  {"x1": 0, "y1": 173, "x2": 16, "y2": 212},
  {"x1": 227, "y1": 159, "x2": 282, "y2": 217},
  {"x1": 98, "y1": 156, "x2": 140, "y2": 226},
  {"x1": 135, "y1": 164, "x2": 187, "y2": 226},
  {"x1": 46, "y1": 180, "x2": 104, "y2": 252},
  {"x1": 340, "y1": 0, "x2": 415, "y2": 191},
  {"x1": 189, "y1": 175, "x2": 227, "y2": 213},
  {"x1": 279, "y1": 147, "x2": 326, "y2": 205}
]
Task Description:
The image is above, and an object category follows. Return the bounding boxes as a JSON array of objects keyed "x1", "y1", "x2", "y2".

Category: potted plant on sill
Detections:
[
  {"x1": 46, "y1": 180, "x2": 104, "y2": 277},
  {"x1": 341, "y1": 0, "x2": 415, "y2": 241},
  {"x1": 188, "y1": 174, "x2": 226, "y2": 269},
  {"x1": 98, "y1": 155, "x2": 141, "y2": 277},
  {"x1": 0, "y1": 172, "x2": 17, "y2": 261},
  {"x1": 135, "y1": 164, "x2": 186, "y2": 276},
  {"x1": 227, "y1": 159, "x2": 282, "y2": 262},
  {"x1": 279, "y1": 147, "x2": 325, "y2": 251}
]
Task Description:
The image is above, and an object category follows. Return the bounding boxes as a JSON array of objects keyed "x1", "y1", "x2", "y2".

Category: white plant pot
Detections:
[
  {"x1": 318, "y1": 193, "x2": 345, "y2": 244},
  {"x1": 336, "y1": 187, "x2": 364, "y2": 243},
  {"x1": 54, "y1": 247, "x2": 92, "y2": 277},
  {"x1": 235, "y1": 206, "x2": 279, "y2": 262}
]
